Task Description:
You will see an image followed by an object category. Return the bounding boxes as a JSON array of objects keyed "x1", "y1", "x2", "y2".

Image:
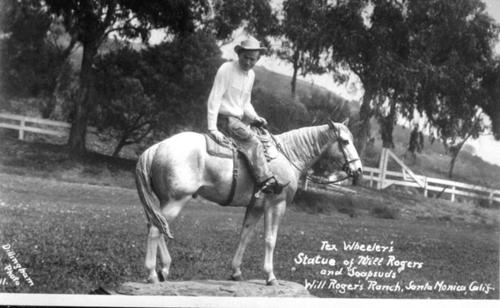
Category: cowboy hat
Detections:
[{"x1": 234, "y1": 36, "x2": 267, "y2": 54}]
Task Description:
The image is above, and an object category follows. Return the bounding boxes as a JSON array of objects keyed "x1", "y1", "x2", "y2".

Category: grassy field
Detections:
[{"x1": 0, "y1": 136, "x2": 498, "y2": 299}]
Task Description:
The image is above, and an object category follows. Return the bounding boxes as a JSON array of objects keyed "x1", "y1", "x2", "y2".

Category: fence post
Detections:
[
  {"x1": 424, "y1": 176, "x2": 428, "y2": 197},
  {"x1": 19, "y1": 118, "x2": 26, "y2": 140},
  {"x1": 377, "y1": 148, "x2": 388, "y2": 190},
  {"x1": 489, "y1": 192, "x2": 493, "y2": 206},
  {"x1": 450, "y1": 186, "x2": 456, "y2": 202}
]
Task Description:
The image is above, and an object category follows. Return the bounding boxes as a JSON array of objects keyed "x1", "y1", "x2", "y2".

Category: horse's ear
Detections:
[
  {"x1": 342, "y1": 118, "x2": 350, "y2": 126},
  {"x1": 328, "y1": 120, "x2": 335, "y2": 129}
]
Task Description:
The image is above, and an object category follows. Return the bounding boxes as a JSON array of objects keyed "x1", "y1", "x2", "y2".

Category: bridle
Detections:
[
  {"x1": 269, "y1": 122, "x2": 361, "y2": 185},
  {"x1": 328, "y1": 121, "x2": 361, "y2": 180}
]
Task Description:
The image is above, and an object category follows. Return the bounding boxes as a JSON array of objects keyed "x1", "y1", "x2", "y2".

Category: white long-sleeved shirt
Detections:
[{"x1": 207, "y1": 61, "x2": 259, "y2": 131}]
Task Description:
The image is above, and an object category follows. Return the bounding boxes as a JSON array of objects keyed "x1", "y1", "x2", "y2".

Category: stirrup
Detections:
[{"x1": 254, "y1": 177, "x2": 289, "y2": 198}]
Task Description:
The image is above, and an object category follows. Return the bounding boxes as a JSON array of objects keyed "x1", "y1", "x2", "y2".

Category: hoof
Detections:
[
  {"x1": 230, "y1": 274, "x2": 243, "y2": 281},
  {"x1": 266, "y1": 279, "x2": 278, "y2": 286},
  {"x1": 147, "y1": 276, "x2": 160, "y2": 284},
  {"x1": 157, "y1": 270, "x2": 168, "y2": 282}
]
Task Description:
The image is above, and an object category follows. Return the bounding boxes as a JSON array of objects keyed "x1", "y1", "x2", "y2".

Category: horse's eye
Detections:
[{"x1": 340, "y1": 139, "x2": 349, "y2": 146}]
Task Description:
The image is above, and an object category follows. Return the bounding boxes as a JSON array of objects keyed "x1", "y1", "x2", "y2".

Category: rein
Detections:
[{"x1": 266, "y1": 125, "x2": 357, "y2": 185}]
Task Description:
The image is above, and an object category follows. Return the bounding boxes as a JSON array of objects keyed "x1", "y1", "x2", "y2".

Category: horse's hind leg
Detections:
[
  {"x1": 145, "y1": 196, "x2": 190, "y2": 283},
  {"x1": 145, "y1": 225, "x2": 162, "y2": 283},
  {"x1": 231, "y1": 202, "x2": 264, "y2": 281}
]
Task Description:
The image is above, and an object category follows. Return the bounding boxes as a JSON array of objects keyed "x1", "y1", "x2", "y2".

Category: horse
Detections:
[{"x1": 134, "y1": 120, "x2": 363, "y2": 285}]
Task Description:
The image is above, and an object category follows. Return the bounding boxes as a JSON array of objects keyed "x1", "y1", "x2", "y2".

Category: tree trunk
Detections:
[
  {"x1": 41, "y1": 64, "x2": 66, "y2": 119},
  {"x1": 290, "y1": 47, "x2": 300, "y2": 97},
  {"x1": 40, "y1": 96, "x2": 56, "y2": 119},
  {"x1": 68, "y1": 41, "x2": 98, "y2": 156},
  {"x1": 356, "y1": 88, "x2": 374, "y2": 157},
  {"x1": 379, "y1": 100, "x2": 397, "y2": 149},
  {"x1": 44, "y1": 39, "x2": 77, "y2": 119},
  {"x1": 447, "y1": 137, "x2": 469, "y2": 179},
  {"x1": 112, "y1": 134, "x2": 129, "y2": 157}
]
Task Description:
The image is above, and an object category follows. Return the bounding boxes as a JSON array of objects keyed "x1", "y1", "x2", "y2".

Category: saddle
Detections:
[
  {"x1": 204, "y1": 127, "x2": 278, "y2": 161},
  {"x1": 204, "y1": 127, "x2": 278, "y2": 205}
]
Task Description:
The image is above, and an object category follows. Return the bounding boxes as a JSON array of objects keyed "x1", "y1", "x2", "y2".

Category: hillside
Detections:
[
  {"x1": 254, "y1": 66, "x2": 359, "y2": 109},
  {"x1": 3, "y1": 43, "x2": 499, "y2": 191},
  {"x1": 253, "y1": 66, "x2": 500, "y2": 189}
]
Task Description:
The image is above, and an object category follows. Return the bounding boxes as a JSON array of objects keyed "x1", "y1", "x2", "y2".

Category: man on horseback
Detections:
[{"x1": 207, "y1": 36, "x2": 287, "y2": 195}]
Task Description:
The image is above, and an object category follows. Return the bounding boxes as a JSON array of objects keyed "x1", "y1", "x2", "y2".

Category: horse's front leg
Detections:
[
  {"x1": 231, "y1": 202, "x2": 264, "y2": 281},
  {"x1": 263, "y1": 199, "x2": 286, "y2": 286}
]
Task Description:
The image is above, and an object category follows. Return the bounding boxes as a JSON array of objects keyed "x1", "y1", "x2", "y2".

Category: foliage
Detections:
[
  {"x1": 93, "y1": 47, "x2": 160, "y2": 157},
  {"x1": 211, "y1": 0, "x2": 279, "y2": 43},
  {"x1": 278, "y1": 0, "x2": 329, "y2": 96},
  {"x1": 302, "y1": 90, "x2": 352, "y2": 125},
  {"x1": 404, "y1": 0, "x2": 499, "y2": 177},
  {"x1": 0, "y1": 0, "x2": 63, "y2": 105},
  {"x1": 322, "y1": 0, "x2": 411, "y2": 155},
  {"x1": 479, "y1": 59, "x2": 500, "y2": 140},
  {"x1": 252, "y1": 88, "x2": 309, "y2": 132},
  {"x1": 320, "y1": 0, "x2": 499, "y2": 164},
  {"x1": 43, "y1": 0, "x2": 213, "y2": 154},
  {"x1": 93, "y1": 32, "x2": 222, "y2": 156},
  {"x1": 142, "y1": 31, "x2": 223, "y2": 134}
]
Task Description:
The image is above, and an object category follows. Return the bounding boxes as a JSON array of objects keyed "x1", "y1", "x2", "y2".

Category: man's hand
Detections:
[
  {"x1": 253, "y1": 116, "x2": 268, "y2": 127},
  {"x1": 209, "y1": 129, "x2": 226, "y2": 144}
]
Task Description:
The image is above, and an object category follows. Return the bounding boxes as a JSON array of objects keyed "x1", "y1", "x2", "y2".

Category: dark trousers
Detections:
[{"x1": 217, "y1": 115, "x2": 273, "y2": 183}]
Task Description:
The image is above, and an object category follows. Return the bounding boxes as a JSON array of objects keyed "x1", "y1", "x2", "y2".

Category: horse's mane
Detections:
[{"x1": 273, "y1": 124, "x2": 335, "y2": 166}]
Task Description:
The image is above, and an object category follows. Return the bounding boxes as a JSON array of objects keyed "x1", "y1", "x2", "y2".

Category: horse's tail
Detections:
[{"x1": 135, "y1": 144, "x2": 173, "y2": 239}]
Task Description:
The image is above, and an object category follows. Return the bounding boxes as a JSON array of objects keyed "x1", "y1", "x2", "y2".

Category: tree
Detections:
[
  {"x1": 324, "y1": 0, "x2": 411, "y2": 157},
  {"x1": 0, "y1": 0, "x2": 66, "y2": 110},
  {"x1": 142, "y1": 31, "x2": 223, "y2": 134},
  {"x1": 440, "y1": 110, "x2": 484, "y2": 178},
  {"x1": 252, "y1": 88, "x2": 309, "y2": 132},
  {"x1": 304, "y1": 91, "x2": 352, "y2": 125},
  {"x1": 44, "y1": 0, "x2": 211, "y2": 155},
  {"x1": 93, "y1": 31, "x2": 222, "y2": 156},
  {"x1": 480, "y1": 59, "x2": 500, "y2": 140},
  {"x1": 211, "y1": 0, "x2": 279, "y2": 43},
  {"x1": 93, "y1": 47, "x2": 161, "y2": 157},
  {"x1": 322, "y1": 0, "x2": 498, "y2": 165},
  {"x1": 405, "y1": 0, "x2": 499, "y2": 176},
  {"x1": 278, "y1": 0, "x2": 329, "y2": 97}
]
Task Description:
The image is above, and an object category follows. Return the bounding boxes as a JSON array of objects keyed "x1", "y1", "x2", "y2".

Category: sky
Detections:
[{"x1": 484, "y1": 0, "x2": 500, "y2": 54}]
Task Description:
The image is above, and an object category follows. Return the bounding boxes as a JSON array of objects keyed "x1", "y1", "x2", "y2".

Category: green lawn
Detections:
[{"x1": 0, "y1": 172, "x2": 498, "y2": 298}]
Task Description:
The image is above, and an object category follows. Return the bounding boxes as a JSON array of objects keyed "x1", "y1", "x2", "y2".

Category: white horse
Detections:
[{"x1": 135, "y1": 120, "x2": 362, "y2": 285}]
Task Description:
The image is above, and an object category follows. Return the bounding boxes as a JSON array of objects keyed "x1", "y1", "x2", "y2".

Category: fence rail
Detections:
[
  {"x1": 363, "y1": 167, "x2": 500, "y2": 204},
  {"x1": 0, "y1": 113, "x2": 70, "y2": 140},
  {"x1": 2, "y1": 113, "x2": 498, "y2": 204}
]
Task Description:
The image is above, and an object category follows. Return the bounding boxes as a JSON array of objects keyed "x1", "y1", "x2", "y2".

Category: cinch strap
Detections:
[{"x1": 221, "y1": 148, "x2": 239, "y2": 206}]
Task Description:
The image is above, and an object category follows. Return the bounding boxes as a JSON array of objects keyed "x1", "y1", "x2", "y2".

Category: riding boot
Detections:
[{"x1": 221, "y1": 116, "x2": 289, "y2": 195}]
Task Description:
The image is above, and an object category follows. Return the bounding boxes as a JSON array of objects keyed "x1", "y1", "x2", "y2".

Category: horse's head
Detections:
[{"x1": 327, "y1": 119, "x2": 363, "y2": 185}]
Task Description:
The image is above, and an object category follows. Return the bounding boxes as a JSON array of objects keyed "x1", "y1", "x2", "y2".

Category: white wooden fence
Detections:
[
  {"x1": 1, "y1": 113, "x2": 499, "y2": 204},
  {"x1": 363, "y1": 148, "x2": 500, "y2": 204},
  {"x1": 0, "y1": 113, "x2": 70, "y2": 140}
]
